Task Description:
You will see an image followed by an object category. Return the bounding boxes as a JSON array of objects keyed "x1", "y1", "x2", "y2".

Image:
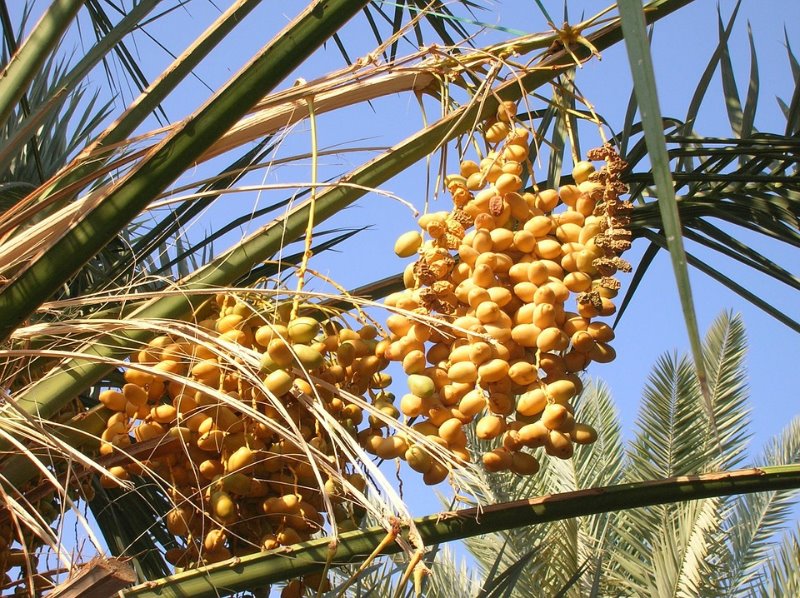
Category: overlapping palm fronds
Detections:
[
  {"x1": 613, "y1": 2, "x2": 799, "y2": 334},
  {"x1": 0, "y1": 0, "x2": 797, "y2": 596}
]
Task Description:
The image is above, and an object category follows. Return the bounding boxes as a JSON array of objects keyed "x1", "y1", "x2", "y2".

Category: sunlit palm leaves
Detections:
[
  {"x1": 758, "y1": 523, "x2": 800, "y2": 598},
  {"x1": 719, "y1": 417, "x2": 800, "y2": 596}
]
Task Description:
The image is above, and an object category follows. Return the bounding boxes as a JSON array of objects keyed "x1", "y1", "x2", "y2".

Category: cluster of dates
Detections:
[
  {"x1": 378, "y1": 101, "x2": 632, "y2": 475},
  {"x1": 98, "y1": 295, "x2": 390, "y2": 579}
]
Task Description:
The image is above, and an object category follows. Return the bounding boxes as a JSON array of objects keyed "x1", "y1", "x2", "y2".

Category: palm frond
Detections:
[
  {"x1": 89, "y1": 477, "x2": 174, "y2": 582},
  {"x1": 0, "y1": 0, "x2": 158, "y2": 180},
  {"x1": 330, "y1": 555, "x2": 402, "y2": 598},
  {"x1": 0, "y1": 47, "x2": 112, "y2": 186},
  {"x1": 758, "y1": 523, "x2": 800, "y2": 598},
  {"x1": 626, "y1": 352, "x2": 706, "y2": 481},
  {"x1": 619, "y1": 0, "x2": 709, "y2": 410},
  {"x1": 424, "y1": 545, "x2": 482, "y2": 598},
  {"x1": 0, "y1": 0, "x2": 797, "y2": 594},
  {"x1": 570, "y1": 382, "x2": 626, "y2": 595},
  {"x1": 478, "y1": 545, "x2": 539, "y2": 598},
  {"x1": 573, "y1": 381, "x2": 625, "y2": 492},
  {"x1": 700, "y1": 312, "x2": 751, "y2": 469},
  {"x1": 613, "y1": 312, "x2": 755, "y2": 595},
  {"x1": 463, "y1": 382, "x2": 627, "y2": 598},
  {"x1": 610, "y1": 0, "x2": 799, "y2": 332},
  {"x1": 679, "y1": 1, "x2": 742, "y2": 140},
  {"x1": 0, "y1": 0, "x2": 83, "y2": 128},
  {"x1": 459, "y1": 460, "x2": 548, "y2": 596},
  {"x1": 720, "y1": 417, "x2": 800, "y2": 596},
  {"x1": 650, "y1": 497, "x2": 724, "y2": 598}
]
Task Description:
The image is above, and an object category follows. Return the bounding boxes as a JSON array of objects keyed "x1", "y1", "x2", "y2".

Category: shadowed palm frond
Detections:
[
  {"x1": 619, "y1": 0, "x2": 708, "y2": 413},
  {"x1": 0, "y1": 43, "x2": 111, "y2": 188},
  {"x1": 609, "y1": 1, "x2": 798, "y2": 334},
  {"x1": 459, "y1": 459, "x2": 548, "y2": 597},
  {"x1": 89, "y1": 477, "x2": 175, "y2": 582}
]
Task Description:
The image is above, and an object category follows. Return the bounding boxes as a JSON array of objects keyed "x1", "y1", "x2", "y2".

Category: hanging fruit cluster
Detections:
[
  {"x1": 383, "y1": 100, "x2": 632, "y2": 475},
  {"x1": 97, "y1": 294, "x2": 391, "y2": 573}
]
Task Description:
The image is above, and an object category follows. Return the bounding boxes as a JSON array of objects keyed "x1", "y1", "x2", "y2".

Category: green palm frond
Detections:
[
  {"x1": 119, "y1": 137, "x2": 277, "y2": 281},
  {"x1": 82, "y1": 0, "x2": 167, "y2": 122},
  {"x1": 0, "y1": 46, "x2": 111, "y2": 186},
  {"x1": 460, "y1": 462, "x2": 547, "y2": 596},
  {"x1": 700, "y1": 312, "x2": 750, "y2": 469},
  {"x1": 330, "y1": 555, "x2": 401, "y2": 597},
  {"x1": 779, "y1": 32, "x2": 800, "y2": 135},
  {"x1": 477, "y1": 544, "x2": 539, "y2": 598},
  {"x1": 89, "y1": 477, "x2": 175, "y2": 582},
  {"x1": 720, "y1": 417, "x2": 800, "y2": 596},
  {"x1": 462, "y1": 501, "x2": 545, "y2": 595},
  {"x1": 536, "y1": 517, "x2": 582, "y2": 596},
  {"x1": 626, "y1": 352, "x2": 706, "y2": 481},
  {"x1": 0, "y1": 0, "x2": 83, "y2": 128},
  {"x1": 613, "y1": 2, "x2": 800, "y2": 332},
  {"x1": 624, "y1": 313, "x2": 750, "y2": 481},
  {"x1": 0, "y1": 0, "x2": 158, "y2": 185},
  {"x1": 330, "y1": 0, "x2": 490, "y2": 73},
  {"x1": 758, "y1": 523, "x2": 800, "y2": 598},
  {"x1": 619, "y1": 0, "x2": 707, "y2": 407},
  {"x1": 327, "y1": 543, "x2": 478, "y2": 598},
  {"x1": 525, "y1": 451, "x2": 588, "y2": 595},
  {"x1": 607, "y1": 312, "x2": 755, "y2": 595}
]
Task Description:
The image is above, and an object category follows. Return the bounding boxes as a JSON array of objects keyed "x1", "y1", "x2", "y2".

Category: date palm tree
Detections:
[{"x1": 0, "y1": 0, "x2": 797, "y2": 596}]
